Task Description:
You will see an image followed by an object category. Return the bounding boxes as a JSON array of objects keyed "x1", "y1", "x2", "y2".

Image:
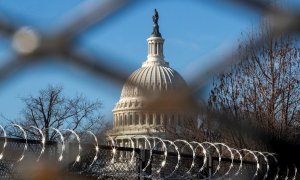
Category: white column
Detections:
[
  {"x1": 151, "y1": 43, "x2": 154, "y2": 55},
  {"x1": 136, "y1": 138, "x2": 139, "y2": 148}
]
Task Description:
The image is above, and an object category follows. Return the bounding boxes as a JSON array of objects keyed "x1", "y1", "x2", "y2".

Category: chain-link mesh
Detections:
[
  {"x1": 69, "y1": 145, "x2": 139, "y2": 179},
  {"x1": 0, "y1": 137, "x2": 57, "y2": 179}
]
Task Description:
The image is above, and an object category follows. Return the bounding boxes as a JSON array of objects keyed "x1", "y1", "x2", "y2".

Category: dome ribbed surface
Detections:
[{"x1": 120, "y1": 65, "x2": 187, "y2": 98}]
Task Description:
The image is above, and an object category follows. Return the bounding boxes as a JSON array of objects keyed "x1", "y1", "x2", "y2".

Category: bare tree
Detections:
[
  {"x1": 13, "y1": 85, "x2": 105, "y2": 141},
  {"x1": 208, "y1": 23, "x2": 300, "y2": 149}
]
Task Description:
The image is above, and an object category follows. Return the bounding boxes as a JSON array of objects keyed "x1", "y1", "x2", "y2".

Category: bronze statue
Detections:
[
  {"x1": 151, "y1": 9, "x2": 161, "y2": 37},
  {"x1": 153, "y1": 9, "x2": 159, "y2": 24}
]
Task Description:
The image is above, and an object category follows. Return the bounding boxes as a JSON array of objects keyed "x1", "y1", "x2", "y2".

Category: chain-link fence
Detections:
[{"x1": 0, "y1": 137, "x2": 264, "y2": 179}]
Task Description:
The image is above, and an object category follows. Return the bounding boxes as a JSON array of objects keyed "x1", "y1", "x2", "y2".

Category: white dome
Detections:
[{"x1": 120, "y1": 64, "x2": 187, "y2": 99}]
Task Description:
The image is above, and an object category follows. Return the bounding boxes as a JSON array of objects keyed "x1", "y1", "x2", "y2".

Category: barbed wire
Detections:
[{"x1": 0, "y1": 123, "x2": 296, "y2": 179}]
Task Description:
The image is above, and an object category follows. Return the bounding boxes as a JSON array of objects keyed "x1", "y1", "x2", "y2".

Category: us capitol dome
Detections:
[{"x1": 108, "y1": 9, "x2": 196, "y2": 147}]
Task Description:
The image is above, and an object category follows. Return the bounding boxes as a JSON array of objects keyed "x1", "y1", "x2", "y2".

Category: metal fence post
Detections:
[
  {"x1": 208, "y1": 154, "x2": 212, "y2": 180},
  {"x1": 139, "y1": 149, "x2": 152, "y2": 180}
]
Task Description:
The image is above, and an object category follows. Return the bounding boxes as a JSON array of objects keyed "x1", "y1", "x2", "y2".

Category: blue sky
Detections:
[{"x1": 0, "y1": 0, "x2": 280, "y2": 123}]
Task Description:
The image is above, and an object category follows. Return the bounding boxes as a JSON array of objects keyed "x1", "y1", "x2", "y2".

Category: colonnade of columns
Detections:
[
  {"x1": 113, "y1": 112, "x2": 197, "y2": 129},
  {"x1": 114, "y1": 112, "x2": 168, "y2": 128},
  {"x1": 148, "y1": 38, "x2": 164, "y2": 57},
  {"x1": 114, "y1": 137, "x2": 160, "y2": 150}
]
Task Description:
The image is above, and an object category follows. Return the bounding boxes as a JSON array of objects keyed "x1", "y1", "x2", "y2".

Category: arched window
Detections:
[
  {"x1": 115, "y1": 116, "x2": 118, "y2": 127},
  {"x1": 135, "y1": 114, "x2": 139, "y2": 125},
  {"x1": 149, "y1": 114, "x2": 153, "y2": 125},
  {"x1": 163, "y1": 115, "x2": 167, "y2": 125},
  {"x1": 141, "y1": 114, "x2": 146, "y2": 125},
  {"x1": 129, "y1": 114, "x2": 133, "y2": 125},
  {"x1": 124, "y1": 115, "x2": 127, "y2": 126},
  {"x1": 156, "y1": 114, "x2": 161, "y2": 125},
  {"x1": 120, "y1": 115, "x2": 123, "y2": 126}
]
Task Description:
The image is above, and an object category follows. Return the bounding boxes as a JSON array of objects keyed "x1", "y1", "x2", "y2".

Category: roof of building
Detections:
[{"x1": 120, "y1": 64, "x2": 187, "y2": 99}]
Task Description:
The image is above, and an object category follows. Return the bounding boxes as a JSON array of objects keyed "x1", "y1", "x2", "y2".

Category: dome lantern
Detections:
[{"x1": 143, "y1": 9, "x2": 167, "y2": 67}]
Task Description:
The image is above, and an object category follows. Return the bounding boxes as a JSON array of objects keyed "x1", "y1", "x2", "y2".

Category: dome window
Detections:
[
  {"x1": 115, "y1": 116, "x2": 119, "y2": 127},
  {"x1": 141, "y1": 114, "x2": 146, "y2": 125},
  {"x1": 129, "y1": 114, "x2": 133, "y2": 125},
  {"x1": 156, "y1": 115, "x2": 161, "y2": 125},
  {"x1": 135, "y1": 114, "x2": 139, "y2": 125},
  {"x1": 149, "y1": 114, "x2": 153, "y2": 125},
  {"x1": 163, "y1": 115, "x2": 168, "y2": 126},
  {"x1": 119, "y1": 116, "x2": 123, "y2": 126},
  {"x1": 124, "y1": 115, "x2": 127, "y2": 126}
]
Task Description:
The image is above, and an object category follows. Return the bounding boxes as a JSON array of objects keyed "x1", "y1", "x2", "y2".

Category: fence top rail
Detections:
[{"x1": 0, "y1": 136, "x2": 57, "y2": 145}]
